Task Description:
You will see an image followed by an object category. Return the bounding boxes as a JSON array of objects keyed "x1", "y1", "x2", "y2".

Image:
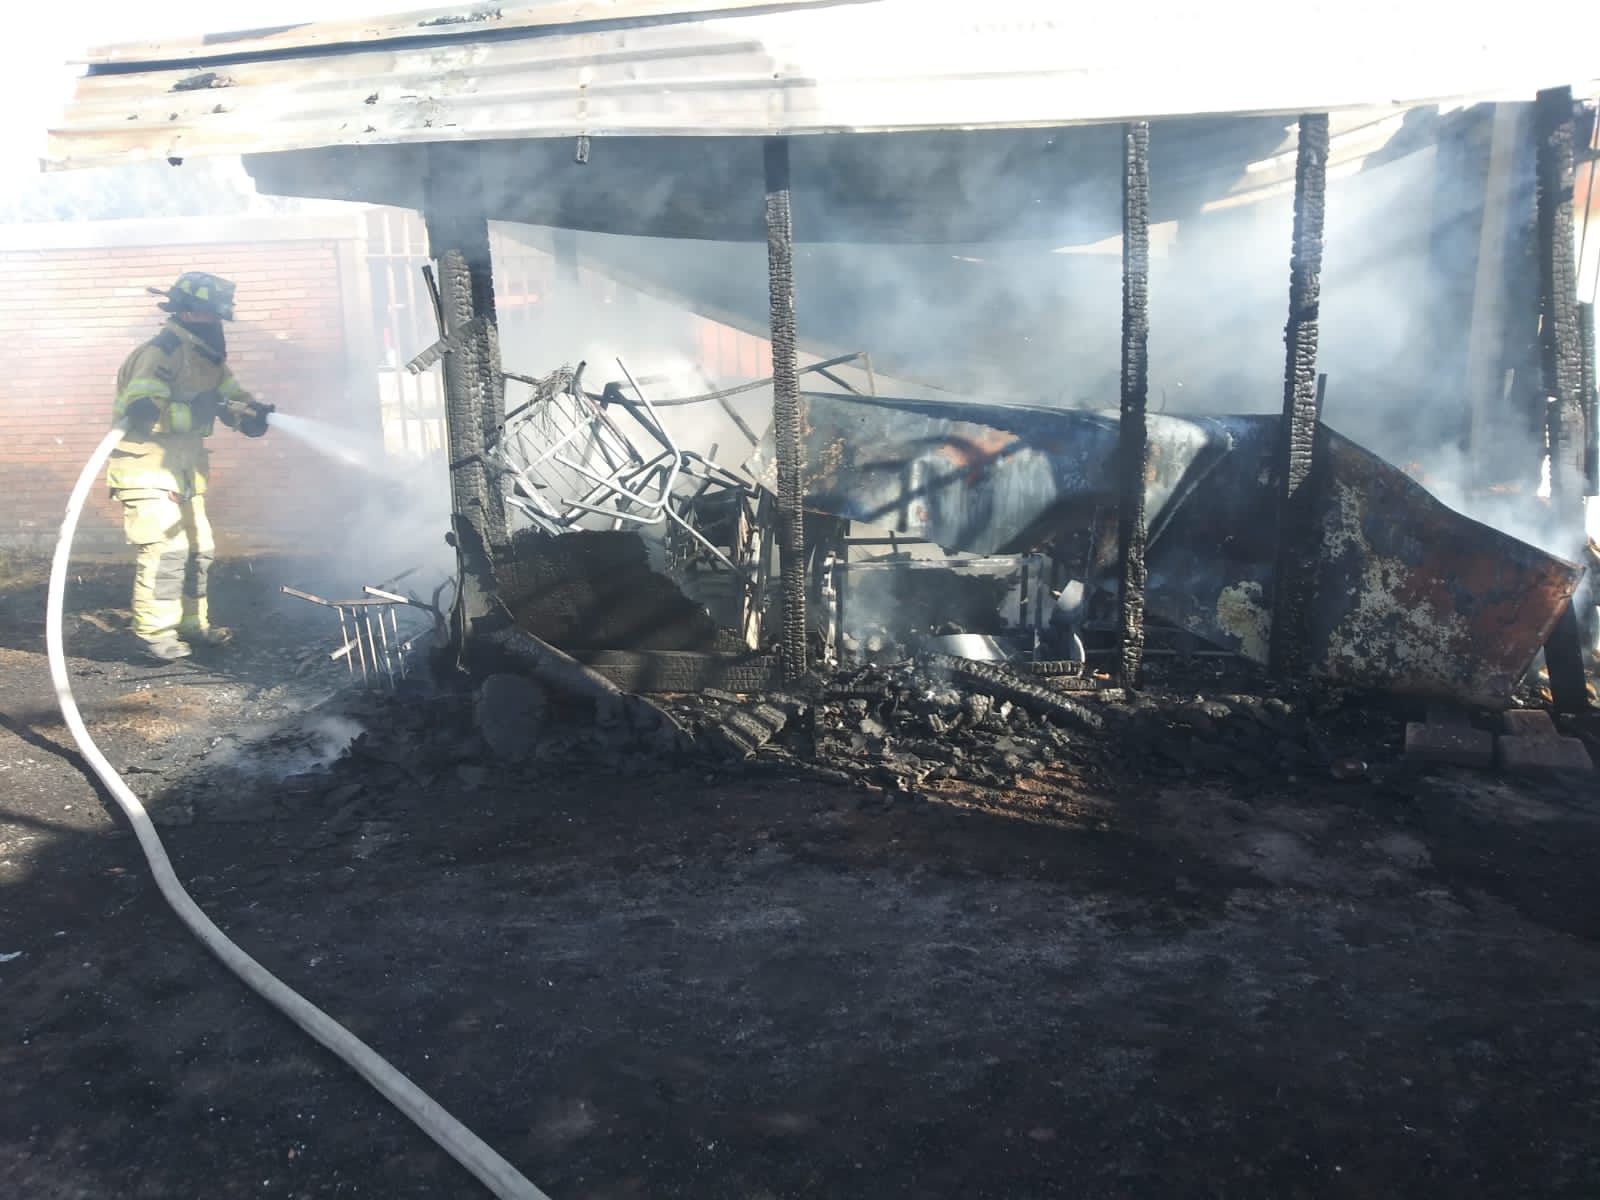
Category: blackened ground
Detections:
[{"x1": 3, "y1": 550, "x2": 1600, "y2": 1198}]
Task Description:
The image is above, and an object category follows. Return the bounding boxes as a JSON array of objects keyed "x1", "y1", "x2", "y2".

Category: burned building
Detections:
[{"x1": 46, "y1": 0, "x2": 1600, "y2": 717}]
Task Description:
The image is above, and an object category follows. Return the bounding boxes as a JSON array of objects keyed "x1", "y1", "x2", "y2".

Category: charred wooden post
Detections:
[
  {"x1": 1269, "y1": 113, "x2": 1331, "y2": 679},
  {"x1": 1536, "y1": 86, "x2": 1585, "y2": 504},
  {"x1": 765, "y1": 137, "x2": 807, "y2": 680},
  {"x1": 1543, "y1": 600, "x2": 1589, "y2": 714},
  {"x1": 1581, "y1": 300, "x2": 1598, "y2": 494},
  {"x1": 1535, "y1": 87, "x2": 1591, "y2": 713},
  {"x1": 1116, "y1": 120, "x2": 1152, "y2": 689},
  {"x1": 423, "y1": 143, "x2": 509, "y2": 564}
]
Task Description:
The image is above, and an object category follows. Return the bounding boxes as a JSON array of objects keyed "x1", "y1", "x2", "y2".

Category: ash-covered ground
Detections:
[{"x1": 3, "y1": 550, "x2": 1600, "y2": 1199}]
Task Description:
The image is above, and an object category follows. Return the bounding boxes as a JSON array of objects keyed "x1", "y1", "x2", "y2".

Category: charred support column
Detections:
[
  {"x1": 1535, "y1": 87, "x2": 1590, "y2": 713},
  {"x1": 765, "y1": 137, "x2": 807, "y2": 680},
  {"x1": 1115, "y1": 121, "x2": 1151, "y2": 688},
  {"x1": 423, "y1": 143, "x2": 509, "y2": 567},
  {"x1": 1536, "y1": 86, "x2": 1586, "y2": 504},
  {"x1": 1581, "y1": 301, "x2": 1598, "y2": 494},
  {"x1": 1269, "y1": 113, "x2": 1331, "y2": 679}
]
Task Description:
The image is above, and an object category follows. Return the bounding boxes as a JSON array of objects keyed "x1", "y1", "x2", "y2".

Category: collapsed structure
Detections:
[{"x1": 47, "y1": 1, "x2": 1600, "y2": 730}]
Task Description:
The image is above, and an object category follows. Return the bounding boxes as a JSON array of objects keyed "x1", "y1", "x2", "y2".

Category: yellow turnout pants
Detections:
[{"x1": 118, "y1": 491, "x2": 215, "y2": 643}]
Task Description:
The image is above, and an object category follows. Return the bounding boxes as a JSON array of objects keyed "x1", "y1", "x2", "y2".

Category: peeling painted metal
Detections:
[
  {"x1": 1308, "y1": 432, "x2": 1582, "y2": 705},
  {"x1": 751, "y1": 394, "x2": 1583, "y2": 706}
]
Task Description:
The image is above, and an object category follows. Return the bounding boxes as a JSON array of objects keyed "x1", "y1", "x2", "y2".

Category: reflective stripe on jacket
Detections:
[{"x1": 107, "y1": 321, "x2": 256, "y2": 496}]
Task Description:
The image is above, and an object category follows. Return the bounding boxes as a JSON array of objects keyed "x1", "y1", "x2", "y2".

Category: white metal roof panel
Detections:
[{"x1": 47, "y1": 0, "x2": 1600, "y2": 170}]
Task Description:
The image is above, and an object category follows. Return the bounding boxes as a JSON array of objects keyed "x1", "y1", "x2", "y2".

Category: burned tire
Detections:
[{"x1": 576, "y1": 650, "x2": 781, "y2": 695}]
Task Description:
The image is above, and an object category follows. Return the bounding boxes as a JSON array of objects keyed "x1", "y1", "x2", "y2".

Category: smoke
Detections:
[
  {"x1": 204, "y1": 713, "x2": 365, "y2": 781},
  {"x1": 236, "y1": 94, "x2": 1593, "y2": 568},
  {"x1": 484, "y1": 106, "x2": 1590, "y2": 560}
]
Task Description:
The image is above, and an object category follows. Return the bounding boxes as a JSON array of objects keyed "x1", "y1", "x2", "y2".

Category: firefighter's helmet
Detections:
[{"x1": 148, "y1": 271, "x2": 237, "y2": 320}]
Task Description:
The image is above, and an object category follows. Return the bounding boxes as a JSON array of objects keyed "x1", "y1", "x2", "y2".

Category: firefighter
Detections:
[{"x1": 109, "y1": 271, "x2": 269, "y2": 662}]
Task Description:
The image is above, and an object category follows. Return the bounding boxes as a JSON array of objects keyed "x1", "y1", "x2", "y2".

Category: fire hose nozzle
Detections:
[{"x1": 221, "y1": 397, "x2": 275, "y2": 421}]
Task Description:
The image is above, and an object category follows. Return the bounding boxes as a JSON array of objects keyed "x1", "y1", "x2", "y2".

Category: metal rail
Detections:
[{"x1": 281, "y1": 584, "x2": 432, "y2": 689}]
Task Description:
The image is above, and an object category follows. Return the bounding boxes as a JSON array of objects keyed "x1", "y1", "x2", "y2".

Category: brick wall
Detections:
[{"x1": 0, "y1": 215, "x2": 376, "y2": 553}]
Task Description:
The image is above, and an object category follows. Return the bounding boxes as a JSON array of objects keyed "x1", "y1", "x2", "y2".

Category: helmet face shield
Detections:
[{"x1": 157, "y1": 271, "x2": 238, "y2": 320}]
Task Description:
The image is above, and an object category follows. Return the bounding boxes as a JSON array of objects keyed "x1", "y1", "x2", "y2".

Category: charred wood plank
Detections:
[
  {"x1": 1116, "y1": 120, "x2": 1151, "y2": 689},
  {"x1": 404, "y1": 316, "x2": 485, "y2": 374},
  {"x1": 765, "y1": 136, "x2": 808, "y2": 681},
  {"x1": 704, "y1": 700, "x2": 790, "y2": 760},
  {"x1": 1269, "y1": 113, "x2": 1331, "y2": 679},
  {"x1": 922, "y1": 653, "x2": 1105, "y2": 735}
]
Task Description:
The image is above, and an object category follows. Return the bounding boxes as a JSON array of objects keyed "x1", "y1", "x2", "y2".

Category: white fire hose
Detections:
[{"x1": 46, "y1": 427, "x2": 549, "y2": 1200}]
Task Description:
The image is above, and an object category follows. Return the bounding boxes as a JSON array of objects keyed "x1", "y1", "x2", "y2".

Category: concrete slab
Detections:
[
  {"x1": 1405, "y1": 721, "x2": 1493, "y2": 769},
  {"x1": 1501, "y1": 709, "x2": 1559, "y2": 739},
  {"x1": 1498, "y1": 736, "x2": 1595, "y2": 773}
]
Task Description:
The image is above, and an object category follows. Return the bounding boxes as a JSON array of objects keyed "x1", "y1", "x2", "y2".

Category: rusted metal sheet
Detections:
[
  {"x1": 1308, "y1": 432, "x2": 1581, "y2": 705},
  {"x1": 752, "y1": 393, "x2": 1583, "y2": 706}
]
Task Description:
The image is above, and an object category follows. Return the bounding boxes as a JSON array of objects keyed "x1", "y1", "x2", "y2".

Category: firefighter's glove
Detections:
[
  {"x1": 190, "y1": 388, "x2": 223, "y2": 425},
  {"x1": 239, "y1": 408, "x2": 269, "y2": 438},
  {"x1": 122, "y1": 397, "x2": 159, "y2": 439}
]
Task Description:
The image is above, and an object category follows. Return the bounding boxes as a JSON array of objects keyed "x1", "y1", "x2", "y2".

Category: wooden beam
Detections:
[
  {"x1": 1116, "y1": 120, "x2": 1151, "y2": 689},
  {"x1": 765, "y1": 136, "x2": 807, "y2": 680},
  {"x1": 1269, "y1": 113, "x2": 1330, "y2": 679}
]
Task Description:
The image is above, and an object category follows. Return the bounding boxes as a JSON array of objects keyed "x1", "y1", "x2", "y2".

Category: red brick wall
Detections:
[{"x1": 0, "y1": 231, "x2": 371, "y2": 552}]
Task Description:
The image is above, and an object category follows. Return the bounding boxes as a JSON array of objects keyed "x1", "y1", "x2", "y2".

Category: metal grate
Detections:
[
  {"x1": 281, "y1": 584, "x2": 437, "y2": 689},
  {"x1": 365, "y1": 208, "x2": 447, "y2": 459}
]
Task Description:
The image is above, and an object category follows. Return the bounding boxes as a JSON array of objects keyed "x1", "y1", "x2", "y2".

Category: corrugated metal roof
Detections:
[
  {"x1": 46, "y1": 0, "x2": 1600, "y2": 171},
  {"x1": 77, "y1": 1, "x2": 832, "y2": 67}
]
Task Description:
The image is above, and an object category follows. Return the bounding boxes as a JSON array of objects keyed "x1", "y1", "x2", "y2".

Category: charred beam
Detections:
[
  {"x1": 1536, "y1": 86, "x2": 1585, "y2": 505},
  {"x1": 1116, "y1": 120, "x2": 1151, "y2": 689},
  {"x1": 423, "y1": 143, "x2": 509, "y2": 562},
  {"x1": 924, "y1": 654, "x2": 1105, "y2": 735},
  {"x1": 1270, "y1": 113, "x2": 1330, "y2": 679},
  {"x1": 1580, "y1": 300, "x2": 1597, "y2": 494},
  {"x1": 1536, "y1": 88, "x2": 1591, "y2": 713},
  {"x1": 1544, "y1": 601, "x2": 1589, "y2": 715},
  {"x1": 765, "y1": 137, "x2": 807, "y2": 680}
]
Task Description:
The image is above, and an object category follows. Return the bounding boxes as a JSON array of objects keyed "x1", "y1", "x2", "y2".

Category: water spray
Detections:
[
  {"x1": 46, "y1": 425, "x2": 549, "y2": 1200},
  {"x1": 269, "y1": 409, "x2": 395, "y2": 476}
]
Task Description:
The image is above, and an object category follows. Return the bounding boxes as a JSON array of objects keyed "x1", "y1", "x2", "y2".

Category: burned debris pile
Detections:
[
  {"x1": 277, "y1": 356, "x2": 1594, "y2": 795},
  {"x1": 660, "y1": 654, "x2": 1436, "y2": 801},
  {"x1": 246, "y1": 648, "x2": 1558, "y2": 831}
]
